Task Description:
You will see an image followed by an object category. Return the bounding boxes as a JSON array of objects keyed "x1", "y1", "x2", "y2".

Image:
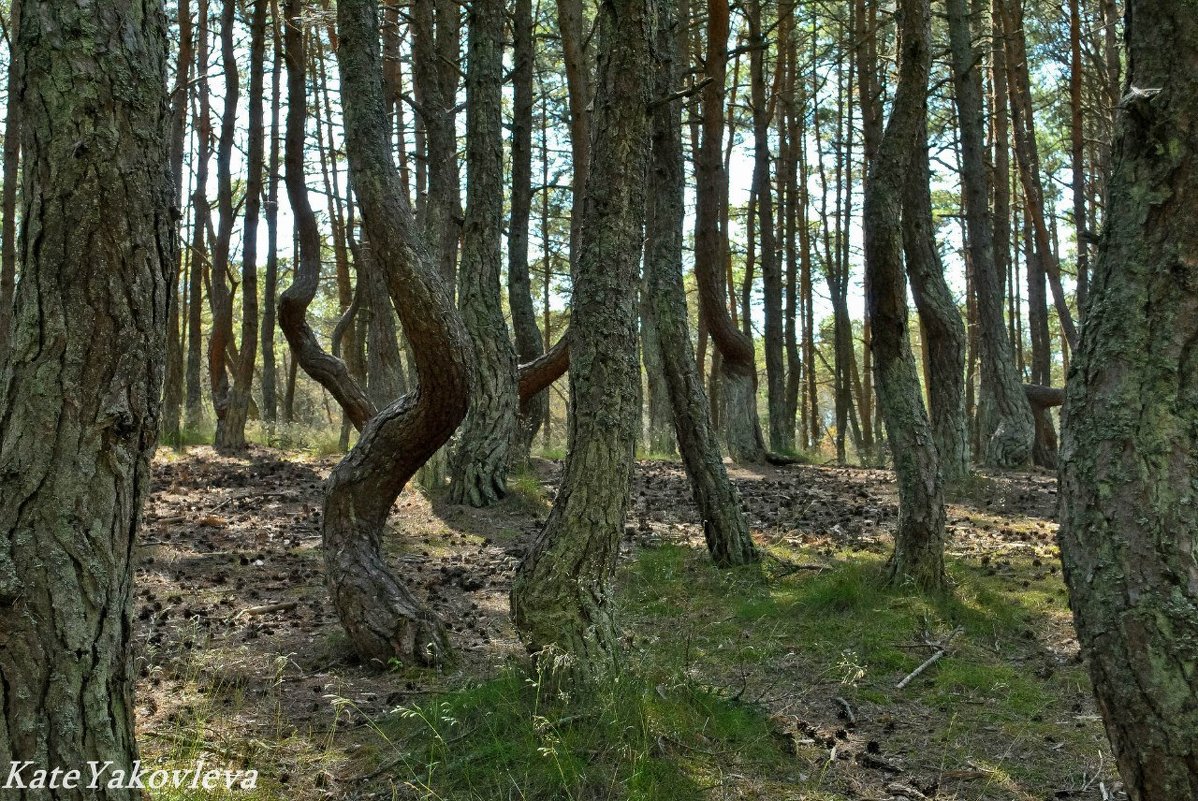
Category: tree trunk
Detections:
[
  {"x1": 646, "y1": 0, "x2": 756, "y2": 567},
  {"x1": 0, "y1": 0, "x2": 19, "y2": 366},
  {"x1": 903, "y1": 100, "x2": 969, "y2": 484},
  {"x1": 946, "y1": 0, "x2": 1034, "y2": 467},
  {"x1": 185, "y1": 0, "x2": 211, "y2": 431},
  {"x1": 864, "y1": 0, "x2": 946, "y2": 591},
  {"x1": 1058, "y1": 4, "x2": 1198, "y2": 797},
  {"x1": 449, "y1": 0, "x2": 519, "y2": 507},
  {"x1": 695, "y1": 0, "x2": 765, "y2": 464},
  {"x1": 508, "y1": 0, "x2": 546, "y2": 466},
  {"x1": 261, "y1": 0, "x2": 283, "y2": 424},
  {"x1": 219, "y1": 0, "x2": 266, "y2": 450},
  {"x1": 0, "y1": 0, "x2": 172, "y2": 789},
  {"x1": 640, "y1": 281, "x2": 676, "y2": 455},
  {"x1": 331, "y1": 0, "x2": 474, "y2": 666},
  {"x1": 279, "y1": 0, "x2": 377, "y2": 431},
  {"x1": 162, "y1": 0, "x2": 191, "y2": 445},
  {"x1": 510, "y1": 0, "x2": 651, "y2": 671},
  {"x1": 555, "y1": 0, "x2": 591, "y2": 271}
]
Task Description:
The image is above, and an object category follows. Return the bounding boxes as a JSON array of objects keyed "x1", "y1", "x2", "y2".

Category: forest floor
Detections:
[{"x1": 134, "y1": 446, "x2": 1125, "y2": 801}]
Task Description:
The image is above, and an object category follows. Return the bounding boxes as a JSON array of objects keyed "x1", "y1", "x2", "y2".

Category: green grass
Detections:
[{"x1": 364, "y1": 661, "x2": 785, "y2": 801}]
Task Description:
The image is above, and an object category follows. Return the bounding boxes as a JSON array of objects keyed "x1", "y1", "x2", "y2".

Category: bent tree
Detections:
[
  {"x1": 0, "y1": 0, "x2": 173, "y2": 792},
  {"x1": 510, "y1": 0, "x2": 651, "y2": 671},
  {"x1": 863, "y1": 0, "x2": 946, "y2": 590},
  {"x1": 645, "y1": 0, "x2": 757, "y2": 568},
  {"x1": 1058, "y1": 2, "x2": 1198, "y2": 797},
  {"x1": 330, "y1": 0, "x2": 474, "y2": 666}
]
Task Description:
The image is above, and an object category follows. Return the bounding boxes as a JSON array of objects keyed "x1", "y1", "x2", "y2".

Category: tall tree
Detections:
[
  {"x1": 185, "y1": 0, "x2": 211, "y2": 431},
  {"x1": 279, "y1": 0, "x2": 376, "y2": 430},
  {"x1": 507, "y1": 0, "x2": 547, "y2": 464},
  {"x1": 0, "y1": 0, "x2": 172, "y2": 789},
  {"x1": 261, "y1": 0, "x2": 283, "y2": 423},
  {"x1": 946, "y1": 0, "x2": 1034, "y2": 467},
  {"x1": 864, "y1": 0, "x2": 946, "y2": 590},
  {"x1": 1058, "y1": 2, "x2": 1198, "y2": 797},
  {"x1": 162, "y1": 0, "x2": 193, "y2": 445},
  {"x1": 331, "y1": 0, "x2": 474, "y2": 665},
  {"x1": 510, "y1": 0, "x2": 651, "y2": 669},
  {"x1": 449, "y1": 0, "x2": 518, "y2": 506},
  {"x1": 646, "y1": 0, "x2": 756, "y2": 567},
  {"x1": 694, "y1": 0, "x2": 766, "y2": 463}
]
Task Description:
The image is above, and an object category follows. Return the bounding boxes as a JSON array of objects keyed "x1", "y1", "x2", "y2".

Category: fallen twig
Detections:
[{"x1": 234, "y1": 601, "x2": 298, "y2": 619}]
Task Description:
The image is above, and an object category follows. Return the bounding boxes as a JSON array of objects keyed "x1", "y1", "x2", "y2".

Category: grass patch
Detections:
[{"x1": 366, "y1": 663, "x2": 786, "y2": 801}]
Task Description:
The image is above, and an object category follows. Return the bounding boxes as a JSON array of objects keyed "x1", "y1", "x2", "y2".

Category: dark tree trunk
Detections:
[
  {"x1": 1058, "y1": 4, "x2": 1198, "y2": 797},
  {"x1": 903, "y1": 100, "x2": 969, "y2": 483},
  {"x1": 331, "y1": 0, "x2": 474, "y2": 666},
  {"x1": 640, "y1": 281, "x2": 676, "y2": 455},
  {"x1": 162, "y1": 0, "x2": 192, "y2": 445},
  {"x1": 646, "y1": 0, "x2": 756, "y2": 567},
  {"x1": 508, "y1": 0, "x2": 546, "y2": 466},
  {"x1": 208, "y1": 0, "x2": 239, "y2": 445},
  {"x1": 864, "y1": 0, "x2": 946, "y2": 591},
  {"x1": 0, "y1": 0, "x2": 18, "y2": 366},
  {"x1": 261, "y1": 0, "x2": 283, "y2": 424},
  {"x1": 510, "y1": 0, "x2": 651, "y2": 670},
  {"x1": 449, "y1": 0, "x2": 518, "y2": 507},
  {"x1": 279, "y1": 0, "x2": 377, "y2": 431},
  {"x1": 220, "y1": 0, "x2": 267, "y2": 450},
  {"x1": 0, "y1": 0, "x2": 172, "y2": 790},
  {"x1": 555, "y1": 0, "x2": 591, "y2": 270},
  {"x1": 185, "y1": 0, "x2": 211, "y2": 431},
  {"x1": 946, "y1": 0, "x2": 1034, "y2": 467},
  {"x1": 695, "y1": 0, "x2": 765, "y2": 464}
]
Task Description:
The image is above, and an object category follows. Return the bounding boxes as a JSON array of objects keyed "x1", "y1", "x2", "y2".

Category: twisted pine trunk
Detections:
[
  {"x1": 510, "y1": 0, "x2": 651, "y2": 672},
  {"x1": 331, "y1": 0, "x2": 474, "y2": 666},
  {"x1": 0, "y1": 0, "x2": 173, "y2": 791},
  {"x1": 864, "y1": 0, "x2": 946, "y2": 591},
  {"x1": 450, "y1": 0, "x2": 519, "y2": 507},
  {"x1": 646, "y1": 0, "x2": 756, "y2": 567}
]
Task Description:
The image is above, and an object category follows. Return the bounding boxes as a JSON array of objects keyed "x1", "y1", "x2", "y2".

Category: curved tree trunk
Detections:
[
  {"x1": 1058, "y1": 4, "x2": 1198, "y2": 797},
  {"x1": 331, "y1": 0, "x2": 474, "y2": 666},
  {"x1": 449, "y1": 0, "x2": 518, "y2": 507},
  {"x1": 646, "y1": 0, "x2": 756, "y2": 567},
  {"x1": 947, "y1": 0, "x2": 1033, "y2": 469},
  {"x1": 508, "y1": 0, "x2": 547, "y2": 466},
  {"x1": 279, "y1": 0, "x2": 377, "y2": 432},
  {"x1": 0, "y1": 0, "x2": 172, "y2": 788},
  {"x1": 696, "y1": 0, "x2": 765, "y2": 464},
  {"x1": 864, "y1": 0, "x2": 946, "y2": 591},
  {"x1": 903, "y1": 100, "x2": 968, "y2": 483},
  {"x1": 510, "y1": 0, "x2": 651, "y2": 672}
]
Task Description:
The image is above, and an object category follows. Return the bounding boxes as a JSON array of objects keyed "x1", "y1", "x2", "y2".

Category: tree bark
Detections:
[
  {"x1": 555, "y1": 0, "x2": 591, "y2": 271},
  {"x1": 162, "y1": 0, "x2": 191, "y2": 445},
  {"x1": 1058, "y1": 4, "x2": 1198, "y2": 796},
  {"x1": 279, "y1": 0, "x2": 377, "y2": 431},
  {"x1": 0, "y1": 0, "x2": 19, "y2": 366},
  {"x1": 946, "y1": 0, "x2": 1034, "y2": 467},
  {"x1": 864, "y1": 0, "x2": 946, "y2": 591},
  {"x1": 508, "y1": 0, "x2": 546, "y2": 465},
  {"x1": 449, "y1": 0, "x2": 519, "y2": 507},
  {"x1": 510, "y1": 0, "x2": 651, "y2": 671},
  {"x1": 185, "y1": 0, "x2": 211, "y2": 431},
  {"x1": 646, "y1": 0, "x2": 756, "y2": 567},
  {"x1": 695, "y1": 0, "x2": 765, "y2": 463},
  {"x1": 903, "y1": 101, "x2": 969, "y2": 483},
  {"x1": 261, "y1": 0, "x2": 283, "y2": 424},
  {"x1": 331, "y1": 0, "x2": 474, "y2": 666},
  {"x1": 0, "y1": 0, "x2": 172, "y2": 790}
]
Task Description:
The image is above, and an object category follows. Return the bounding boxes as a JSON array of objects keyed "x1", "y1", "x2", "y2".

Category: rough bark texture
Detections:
[
  {"x1": 946, "y1": 0, "x2": 1034, "y2": 468},
  {"x1": 0, "y1": 0, "x2": 19, "y2": 366},
  {"x1": 449, "y1": 0, "x2": 518, "y2": 507},
  {"x1": 555, "y1": 0, "x2": 591, "y2": 270},
  {"x1": 646, "y1": 0, "x2": 756, "y2": 567},
  {"x1": 903, "y1": 102, "x2": 969, "y2": 483},
  {"x1": 510, "y1": 0, "x2": 650, "y2": 671},
  {"x1": 1057, "y1": 4, "x2": 1198, "y2": 797},
  {"x1": 695, "y1": 0, "x2": 765, "y2": 464},
  {"x1": 279, "y1": 0, "x2": 377, "y2": 431},
  {"x1": 508, "y1": 0, "x2": 546, "y2": 465},
  {"x1": 864, "y1": 0, "x2": 946, "y2": 592},
  {"x1": 331, "y1": 0, "x2": 474, "y2": 666},
  {"x1": 0, "y1": 0, "x2": 172, "y2": 791}
]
